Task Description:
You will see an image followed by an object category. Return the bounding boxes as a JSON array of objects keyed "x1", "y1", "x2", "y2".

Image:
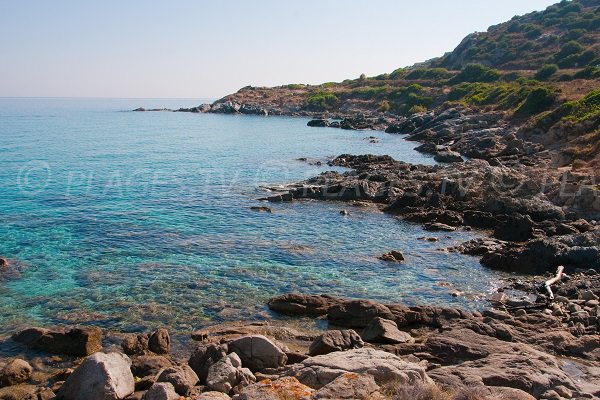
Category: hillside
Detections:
[{"x1": 206, "y1": 0, "x2": 599, "y2": 168}]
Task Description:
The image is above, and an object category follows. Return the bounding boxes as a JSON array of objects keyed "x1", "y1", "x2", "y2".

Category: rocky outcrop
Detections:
[
  {"x1": 308, "y1": 330, "x2": 364, "y2": 356},
  {"x1": 13, "y1": 326, "x2": 102, "y2": 356},
  {"x1": 284, "y1": 348, "x2": 431, "y2": 389},
  {"x1": 206, "y1": 353, "x2": 255, "y2": 394},
  {"x1": 56, "y1": 352, "x2": 135, "y2": 400},
  {"x1": 155, "y1": 365, "x2": 198, "y2": 396},
  {"x1": 361, "y1": 317, "x2": 414, "y2": 344},
  {"x1": 0, "y1": 359, "x2": 33, "y2": 388},
  {"x1": 188, "y1": 343, "x2": 228, "y2": 384},
  {"x1": 148, "y1": 329, "x2": 170, "y2": 355},
  {"x1": 227, "y1": 335, "x2": 287, "y2": 372}
]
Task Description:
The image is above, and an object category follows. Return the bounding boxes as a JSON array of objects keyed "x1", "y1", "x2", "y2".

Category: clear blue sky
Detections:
[{"x1": 0, "y1": 0, "x2": 558, "y2": 99}]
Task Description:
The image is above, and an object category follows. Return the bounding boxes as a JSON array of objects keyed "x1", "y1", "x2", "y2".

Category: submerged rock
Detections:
[{"x1": 378, "y1": 250, "x2": 405, "y2": 262}]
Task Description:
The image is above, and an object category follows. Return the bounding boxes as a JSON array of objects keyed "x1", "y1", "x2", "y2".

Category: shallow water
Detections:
[{"x1": 0, "y1": 98, "x2": 503, "y2": 334}]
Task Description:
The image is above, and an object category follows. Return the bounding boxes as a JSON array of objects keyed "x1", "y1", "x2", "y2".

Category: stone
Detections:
[
  {"x1": 580, "y1": 290, "x2": 598, "y2": 301},
  {"x1": 148, "y1": 329, "x2": 170, "y2": 355},
  {"x1": 131, "y1": 355, "x2": 172, "y2": 378},
  {"x1": 0, "y1": 359, "x2": 33, "y2": 387},
  {"x1": 0, "y1": 258, "x2": 8, "y2": 268},
  {"x1": 361, "y1": 317, "x2": 414, "y2": 344},
  {"x1": 308, "y1": 330, "x2": 364, "y2": 356},
  {"x1": 284, "y1": 348, "x2": 431, "y2": 389},
  {"x1": 327, "y1": 300, "x2": 394, "y2": 328},
  {"x1": 56, "y1": 352, "x2": 135, "y2": 400},
  {"x1": 155, "y1": 365, "x2": 198, "y2": 396},
  {"x1": 267, "y1": 294, "x2": 343, "y2": 316},
  {"x1": 188, "y1": 343, "x2": 228, "y2": 384},
  {"x1": 307, "y1": 119, "x2": 330, "y2": 127},
  {"x1": 494, "y1": 214, "x2": 534, "y2": 242},
  {"x1": 206, "y1": 353, "x2": 255, "y2": 394},
  {"x1": 0, "y1": 384, "x2": 38, "y2": 400},
  {"x1": 423, "y1": 222, "x2": 456, "y2": 232},
  {"x1": 13, "y1": 326, "x2": 102, "y2": 357},
  {"x1": 193, "y1": 391, "x2": 231, "y2": 400},
  {"x1": 227, "y1": 335, "x2": 287, "y2": 372},
  {"x1": 378, "y1": 250, "x2": 404, "y2": 262},
  {"x1": 433, "y1": 151, "x2": 463, "y2": 163},
  {"x1": 122, "y1": 334, "x2": 149, "y2": 356},
  {"x1": 142, "y1": 382, "x2": 179, "y2": 400},
  {"x1": 232, "y1": 377, "x2": 314, "y2": 400},
  {"x1": 250, "y1": 206, "x2": 272, "y2": 213},
  {"x1": 312, "y1": 373, "x2": 382, "y2": 399}
]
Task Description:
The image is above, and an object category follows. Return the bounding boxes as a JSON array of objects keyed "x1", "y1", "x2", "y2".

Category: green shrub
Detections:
[
  {"x1": 449, "y1": 64, "x2": 501, "y2": 84},
  {"x1": 535, "y1": 64, "x2": 559, "y2": 80},
  {"x1": 555, "y1": 41, "x2": 585, "y2": 60},
  {"x1": 514, "y1": 87, "x2": 556, "y2": 117},
  {"x1": 285, "y1": 84, "x2": 305, "y2": 90},
  {"x1": 306, "y1": 91, "x2": 339, "y2": 111},
  {"x1": 377, "y1": 100, "x2": 391, "y2": 112},
  {"x1": 408, "y1": 105, "x2": 428, "y2": 114},
  {"x1": 389, "y1": 68, "x2": 407, "y2": 79},
  {"x1": 352, "y1": 86, "x2": 388, "y2": 99},
  {"x1": 405, "y1": 68, "x2": 453, "y2": 81},
  {"x1": 574, "y1": 66, "x2": 600, "y2": 79}
]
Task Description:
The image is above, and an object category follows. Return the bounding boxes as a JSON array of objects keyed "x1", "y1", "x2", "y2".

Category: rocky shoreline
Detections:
[{"x1": 0, "y1": 270, "x2": 599, "y2": 400}]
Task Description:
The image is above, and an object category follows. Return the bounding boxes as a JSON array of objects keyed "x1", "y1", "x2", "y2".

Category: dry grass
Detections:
[{"x1": 384, "y1": 382, "x2": 501, "y2": 400}]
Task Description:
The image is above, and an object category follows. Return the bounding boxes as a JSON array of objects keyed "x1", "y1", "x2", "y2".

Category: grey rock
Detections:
[
  {"x1": 308, "y1": 330, "x2": 364, "y2": 356},
  {"x1": 155, "y1": 365, "x2": 198, "y2": 396},
  {"x1": 0, "y1": 359, "x2": 33, "y2": 387},
  {"x1": 228, "y1": 335, "x2": 287, "y2": 372},
  {"x1": 361, "y1": 317, "x2": 414, "y2": 344},
  {"x1": 188, "y1": 343, "x2": 228, "y2": 384},
  {"x1": 142, "y1": 382, "x2": 179, "y2": 400}
]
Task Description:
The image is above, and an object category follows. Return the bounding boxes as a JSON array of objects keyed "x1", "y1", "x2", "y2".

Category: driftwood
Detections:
[{"x1": 545, "y1": 266, "x2": 565, "y2": 300}]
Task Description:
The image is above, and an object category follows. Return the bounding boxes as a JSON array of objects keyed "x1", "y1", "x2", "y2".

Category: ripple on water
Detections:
[{"x1": 0, "y1": 98, "x2": 507, "y2": 334}]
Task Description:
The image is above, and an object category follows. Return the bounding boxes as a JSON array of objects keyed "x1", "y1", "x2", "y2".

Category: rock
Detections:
[
  {"x1": 266, "y1": 193, "x2": 293, "y2": 203},
  {"x1": 424, "y1": 222, "x2": 456, "y2": 232},
  {"x1": 361, "y1": 317, "x2": 414, "y2": 344},
  {"x1": 122, "y1": 334, "x2": 149, "y2": 356},
  {"x1": 228, "y1": 335, "x2": 287, "y2": 372},
  {"x1": 148, "y1": 329, "x2": 170, "y2": 355},
  {"x1": 0, "y1": 359, "x2": 33, "y2": 387},
  {"x1": 378, "y1": 250, "x2": 404, "y2": 263},
  {"x1": 193, "y1": 391, "x2": 232, "y2": 400},
  {"x1": 339, "y1": 209, "x2": 349, "y2": 216},
  {"x1": 580, "y1": 290, "x2": 598, "y2": 301},
  {"x1": 155, "y1": 365, "x2": 198, "y2": 396},
  {"x1": 135, "y1": 376, "x2": 155, "y2": 391},
  {"x1": 327, "y1": 299, "x2": 394, "y2": 328},
  {"x1": 131, "y1": 356, "x2": 172, "y2": 378},
  {"x1": 284, "y1": 348, "x2": 431, "y2": 389},
  {"x1": 312, "y1": 373, "x2": 382, "y2": 399},
  {"x1": 434, "y1": 151, "x2": 463, "y2": 163},
  {"x1": 250, "y1": 206, "x2": 272, "y2": 213},
  {"x1": 188, "y1": 343, "x2": 228, "y2": 384},
  {"x1": 267, "y1": 294, "x2": 343, "y2": 316},
  {"x1": 142, "y1": 382, "x2": 179, "y2": 400},
  {"x1": 232, "y1": 377, "x2": 314, "y2": 400},
  {"x1": 494, "y1": 214, "x2": 534, "y2": 242},
  {"x1": 13, "y1": 326, "x2": 102, "y2": 357},
  {"x1": 307, "y1": 119, "x2": 330, "y2": 127},
  {"x1": 0, "y1": 384, "x2": 38, "y2": 400},
  {"x1": 56, "y1": 352, "x2": 135, "y2": 400},
  {"x1": 0, "y1": 258, "x2": 8, "y2": 268},
  {"x1": 308, "y1": 330, "x2": 364, "y2": 356},
  {"x1": 206, "y1": 353, "x2": 255, "y2": 394}
]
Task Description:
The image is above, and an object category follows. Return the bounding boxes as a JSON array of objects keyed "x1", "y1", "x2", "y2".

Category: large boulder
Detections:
[
  {"x1": 121, "y1": 334, "x2": 149, "y2": 356},
  {"x1": 148, "y1": 329, "x2": 170, "y2": 355},
  {"x1": 284, "y1": 348, "x2": 431, "y2": 389},
  {"x1": 493, "y1": 214, "x2": 534, "y2": 242},
  {"x1": 56, "y1": 352, "x2": 135, "y2": 400},
  {"x1": 0, "y1": 359, "x2": 33, "y2": 387},
  {"x1": 228, "y1": 335, "x2": 287, "y2": 372},
  {"x1": 206, "y1": 353, "x2": 255, "y2": 394},
  {"x1": 155, "y1": 365, "x2": 198, "y2": 396},
  {"x1": 131, "y1": 356, "x2": 172, "y2": 378},
  {"x1": 327, "y1": 300, "x2": 394, "y2": 328},
  {"x1": 361, "y1": 317, "x2": 414, "y2": 344},
  {"x1": 188, "y1": 343, "x2": 228, "y2": 384},
  {"x1": 13, "y1": 326, "x2": 102, "y2": 357},
  {"x1": 232, "y1": 377, "x2": 314, "y2": 400},
  {"x1": 308, "y1": 330, "x2": 363, "y2": 356},
  {"x1": 312, "y1": 373, "x2": 383, "y2": 399},
  {"x1": 142, "y1": 382, "x2": 179, "y2": 400}
]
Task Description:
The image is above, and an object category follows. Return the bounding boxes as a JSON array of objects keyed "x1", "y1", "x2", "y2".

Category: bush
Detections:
[
  {"x1": 574, "y1": 66, "x2": 600, "y2": 79},
  {"x1": 306, "y1": 91, "x2": 339, "y2": 111},
  {"x1": 408, "y1": 105, "x2": 428, "y2": 114},
  {"x1": 405, "y1": 68, "x2": 453, "y2": 81},
  {"x1": 352, "y1": 86, "x2": 388, "y2": 99},
  {"x1": 555, "y1": 41, "x2": 585, "y2": 60},
  {"x1": 535, "y1": 64, "x2": 559, "y2": 80},
  {"x1": 377, "y1": 100, "x2": 391, "y2": 112},
  {"x1": 514, "y1": 87, "x2": 556, "y2": 117},
  {"x1": 285, "y1": 84, "x2": 305, "y2": 90},
  {"x1": 449, "y1": 64, "x2": 501, "y2": 84}
]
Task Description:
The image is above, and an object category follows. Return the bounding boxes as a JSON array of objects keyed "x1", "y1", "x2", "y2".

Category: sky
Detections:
[{"x1": 0, "y1": 0, "x2": 559, "y2": 99}]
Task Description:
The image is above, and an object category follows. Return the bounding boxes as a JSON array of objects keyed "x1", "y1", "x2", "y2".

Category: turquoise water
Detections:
[{"x1": 0, "y1": 98, "x2": 500, "y2": 334}]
